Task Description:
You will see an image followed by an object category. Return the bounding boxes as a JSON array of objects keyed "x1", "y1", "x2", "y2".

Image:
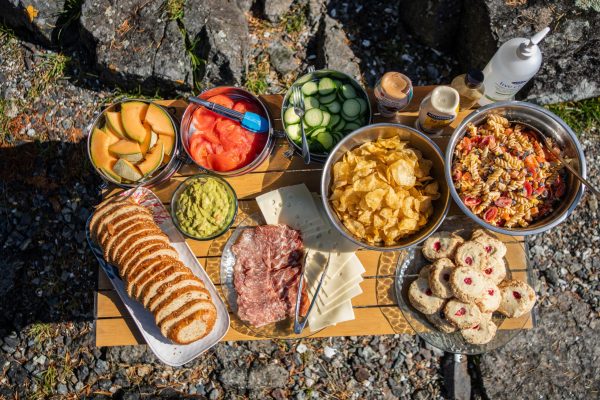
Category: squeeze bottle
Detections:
[{"x1": 479, "y1": 27, "x2": 550, "y2": 105}]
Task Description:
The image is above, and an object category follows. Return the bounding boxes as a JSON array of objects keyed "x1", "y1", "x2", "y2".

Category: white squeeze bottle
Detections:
[{"x1": 479, "y1": 27, "x2": 550, "y2": 105}]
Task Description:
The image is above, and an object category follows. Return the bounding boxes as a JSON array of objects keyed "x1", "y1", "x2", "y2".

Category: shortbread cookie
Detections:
[
  {"x1": 426, "y1": 306, "x2": 457, "y2": 333},
  {"x1": 472, "y1": 229, "x2": 507, "y2": 259},
  {"x1": 428, "y1": 258, "x2": 455, "y2": 299},
  {"x1": 422, "y1": 231, "x2": 465, "y2": 261},
  {"x1": 444, "y1": 299, "x2": 482, "y2": 329},
  {"x1": 418, "y1": 265, "x2": 432, "y2": 280},
  {"x1": 480, "y1": 256, "x2": 507, "y2": 285},
  {"x1": 476, "y1": 281, "x2": 501, "y2": 313},
  {"x1": 408, "y1": 278, "x2": 445, "y2": 315},
  {"x1": 497, "y1": 279, "x2": 536, "y2": 318},
  {"x1": 455, "y1": 241, "x2": 487, "y2": 269},
  {"x1": 449, "y1": 267, "x2": 488, "y2": 303},
  {"x1": 461, "y1": 318, "x2": 498, "y2": 345}
]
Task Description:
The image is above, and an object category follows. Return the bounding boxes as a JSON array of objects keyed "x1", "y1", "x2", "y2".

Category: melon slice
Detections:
[
  {"x1": 139, "y1": 123, "x2": 153, "y2": 156},
  {"x1": 102, "y1": 125, "x2": 121, "y2": 144},
  {"x1": 90, "y1": 128, "x2": 119, "y2": 180},
  {"x1": 158, "y1": 134, "x2": 174, "y2": 156},
  {"x1": 144, "y1": 103, "x2": 175, "y2": 136},
  {"x1": 137, "y1": 142, "x2": 164, "y2": 177},
  {"x1": 105, "y1": 111, "x2": 126, "y2": 138},
  {"x1": 100, "y1": 166, "x2": 122, "y2": 183},
  {"x1": 113, "y1": 159, "x2": 143, "y2": 182},
  {"x1": 109, "y1": 139, "x2": 143, "y2": 163},
  {"x1": 121, "y1": 101, "x2": 149, "y2": 143},
  {"x1": 149, "y1": 131, "x2": 159, "y2": 149}
]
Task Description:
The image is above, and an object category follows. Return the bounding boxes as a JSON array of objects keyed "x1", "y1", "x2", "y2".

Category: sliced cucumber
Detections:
[
  {"x1": 304, "y1": 96, "x2": 319, "y2": 110},
  {"x1": 310, "y1": 126, "x2": 327, "y2": 138},
  {"x1": 304, "y1": 108, "x2": 323, "y2": 127},
  {"x1": 316, "y1": 131, "x2": 334, "y2": 150},
  {"x1": 341, "y1": 83, "x2": 357, "y2": 99},
  {"x1": 301, "y1": 81, "x2": 318, "y2": 96},
  {"x1": 332, "y1": 132, "x2": 343, "y2": 143},
  {"x1": 357, "y1": 98, "x2": 368, "y2": 114},
  {"x1": 287, "y1": 123, "x2": 301, "y2": 140},
  {"x1": 328, "y1": 114, "x2": 341, "y2": 128},
  {"x1": 333, "y1": 79, "x2": 343, "y2": 89},
  {"x1": 284, "y1": 107, "x2": 300, "y2": 124},
  {"x1": 319, "y1": 92, "x2": 337, "y2": 104},
  {"x1": 321, "y1": 110, "x2": 331, "y2": 127},
  {"x1": 318, "y1": 77, "x2": 336, "y2": 95},
  {"x1": 342, "y1": 99, "x2": 361, "y2": 117},
  {"x1": 333, "y1": 119, "x2": 346, "y2": 131},
  {"x1": 327, "y1": 101, "x2": 341, "y2": 114},
  {"x1": 344, "y1": 122, "x2": 360, "y2": 132}
]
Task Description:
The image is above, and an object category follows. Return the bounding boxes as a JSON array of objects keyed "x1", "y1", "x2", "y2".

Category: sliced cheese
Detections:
[
  {"x1": 309, "y1": 299, "x2": 355, "y2": 332},
  {"x1": 316, "y1": 283, "x2": 362, "y2": 313}
]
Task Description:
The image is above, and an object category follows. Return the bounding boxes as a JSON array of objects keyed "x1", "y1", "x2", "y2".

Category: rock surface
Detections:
[
  {"x1": 317, "y1": 15, "x2": 361, "y2": 80},
  {"x1": 0, "y1": 0, "x2": 64, "y2": 45},
  {"x1": 264, "y1": 0, "x2": 295, "y2": 23}
]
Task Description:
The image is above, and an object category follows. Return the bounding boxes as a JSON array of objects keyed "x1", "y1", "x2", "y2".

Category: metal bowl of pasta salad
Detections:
[{"x1": 445, "y1": 101, "x2": 586, "y2": 236}]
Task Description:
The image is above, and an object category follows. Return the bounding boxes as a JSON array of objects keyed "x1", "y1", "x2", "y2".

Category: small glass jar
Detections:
[{"x1": 374, "y1": 72, "x2": 413, "y2": 117}]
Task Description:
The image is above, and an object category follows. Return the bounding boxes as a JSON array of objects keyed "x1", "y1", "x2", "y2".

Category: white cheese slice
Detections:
[
  {"x1": 316, "y1": 283, "x2": 362, "y2": 313},
  {"x1": 309, "y1": 299, "x2": 355, "y2": 332}
]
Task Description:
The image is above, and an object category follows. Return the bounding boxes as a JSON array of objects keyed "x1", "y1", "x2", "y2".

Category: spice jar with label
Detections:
[
  {"x1": 374, "y1": 72, "x2": 413, "y2": 117},
  {"x1": 415, "y1": 86, "x2": 460, "y2": 135}
]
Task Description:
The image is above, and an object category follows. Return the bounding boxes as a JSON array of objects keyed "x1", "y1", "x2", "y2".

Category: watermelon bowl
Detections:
[{"x1": 180, "y1": 87, "x2": 275, "y2": 176}]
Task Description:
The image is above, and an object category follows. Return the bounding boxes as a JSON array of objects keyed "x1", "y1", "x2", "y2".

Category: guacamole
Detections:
[{"x1": 175, "y1": 177, "x2": 235, "y2": 238}]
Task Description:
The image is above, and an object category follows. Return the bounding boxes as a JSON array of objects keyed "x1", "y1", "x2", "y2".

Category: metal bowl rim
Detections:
[
  {"x1": 320, "y1": 122, "x2": 451, "y2": 251},
  {"x1": 444, "y1": 100, "x2": 587, "y2": 236}
]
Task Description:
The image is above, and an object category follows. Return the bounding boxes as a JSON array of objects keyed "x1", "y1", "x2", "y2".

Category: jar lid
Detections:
[{"x1": 466, "y1": 69, "x2": 484, "y2": 86}]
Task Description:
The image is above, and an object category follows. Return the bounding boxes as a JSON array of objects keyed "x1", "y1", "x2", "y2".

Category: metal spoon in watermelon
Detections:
[{"x1": 189, "y1": 96, "x2": 269, "y2": 134}]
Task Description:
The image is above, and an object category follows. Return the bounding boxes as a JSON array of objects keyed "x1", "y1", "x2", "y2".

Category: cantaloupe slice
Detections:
[
  {"x1": 137, "y1": 142, "x2": 164, "y2": 177},
  {"x1": 109, "y1": 139, "x2": 143, "y2": 163},
  {"x1": 158, "y1": 134, "x2": 174, "y2": 156},
  {"x1": 90, "y1": 128, "x2": 120, "y2": 182},
  {"x1": 102, "y1": 124, "x2": 121, "y2": 144},
  {"x1": 139, "y1": 123, "x2": 153, "y2": 156},
  {"x1": 144, "y1": 103, "x2": 175, "y2": 136},
  {"x1": 121, "y1": 101, "x2": 149, "y2": 143},
  {"x1": 105, "y1": 111, "x2": 126, "y2": 138},
  {"x1": 149, "y1": 131, "x2": 159, "y2": 149},
  {"x1": 100, "y1": 166, "x2": 122, "y2": 183},
  {"x1": 113, "y1": 159, "x2": 143, "y2": 182}
]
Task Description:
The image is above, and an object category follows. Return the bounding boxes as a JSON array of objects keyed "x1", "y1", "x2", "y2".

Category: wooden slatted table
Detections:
[{"x1": 95, "y1": 86, "x2": 534, "y2": 346}]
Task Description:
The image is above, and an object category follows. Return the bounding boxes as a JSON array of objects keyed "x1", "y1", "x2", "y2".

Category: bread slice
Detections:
[
  {"x1": 118, "y1": 235, "x2": 171, "y2": 274},
  {"x1": 89, "y1": 198, "x2": 130, "y2": 241},
  {"x1": 131, "y1": 259, "x2": 185, "y2": 300},
  {"x1": 166, "y1": 307, "x2": 217, "y2": 344},
  {"x1": 110, "y1": 225, "x2": 163, "y2": 266},
  {"x1": 153, "y1": 285, "x2": 211, "y2": 323},
  {"x1": 147, "y1": 274, "x2": 208, "y2": 314},
  {"x1": 103, "y1": 220, "x2": 156, "y2": 261},
  {"x1": 94, "y1": 204, "x2": 150, "y2": 245},
  {"x1": 140, "y1": 265, "x2": 191, "y2": 307},
  {"x1": 125, "y1": 256, "x2": 179, "y2": 295},
  {"x1": 125, "y1": 247, "x2": 180, "y2": 284},
  {"x1": 98, "y1": 212, "x2": 154, "y2": 248},
  {"x1": 159, "y1": 297, "x2": 215, "y2": 333}
]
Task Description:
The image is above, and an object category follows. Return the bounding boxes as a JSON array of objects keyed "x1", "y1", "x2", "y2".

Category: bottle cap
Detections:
[
  {"x1": 465, "y1": 69, "x2": 484, "y2": 86},
  {"x1": 519, "y1": 27, "x2": 550, "y2": 58}
]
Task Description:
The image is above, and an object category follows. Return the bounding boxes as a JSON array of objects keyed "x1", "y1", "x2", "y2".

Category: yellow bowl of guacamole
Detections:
[{"x1": 171, "y1": 174, "x2": 238, "y2": 240}]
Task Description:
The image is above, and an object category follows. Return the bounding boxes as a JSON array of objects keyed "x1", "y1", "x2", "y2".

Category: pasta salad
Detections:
[{"x1": 452, "y1": 114, "x2": 566, "y2": 228}]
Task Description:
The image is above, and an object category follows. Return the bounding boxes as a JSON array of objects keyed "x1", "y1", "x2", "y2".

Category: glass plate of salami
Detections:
[
  {"x1": 220, "y1": 212, "x2": 323, "y2": 339},
  {"x1": 395, "y1": 218, "x2": 537, "y2": 355}
]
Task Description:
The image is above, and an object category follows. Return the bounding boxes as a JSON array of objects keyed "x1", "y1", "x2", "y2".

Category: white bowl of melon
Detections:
[{"x1": 88, "y1": 100, "x2": 180, "y2": 187}]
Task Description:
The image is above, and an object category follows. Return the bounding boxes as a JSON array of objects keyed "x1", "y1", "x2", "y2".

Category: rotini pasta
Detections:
[{"x1": 452, "y1": 114, "x2": 566, "y2": 227}]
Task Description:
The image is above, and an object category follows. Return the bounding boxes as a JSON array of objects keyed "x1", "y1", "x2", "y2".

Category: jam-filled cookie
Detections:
[
  {"x1": 449, "y1": 266, "x2": 488, "y2": 303},
  {"x1": 480, "y1": 256, "x2": 507, "y2": 285},
  {"x1": 419, "y1": 265, "x2": 432, "y2": 280},
  {"x1": 497, "y1": 279, "x2": 537, "y2": 318},
  {"x1": 455, "y1": 241, "x2": 488, "y2": 269},
  {"x1": 475, "y1": 281, "x2": 501, "y2": 313},
  {"x1": 408, "y1": 278, "x2": 445, "y2": 315},
  {"x1": 426, "y1": 306, "x2": 457, "y2": 333},
  {"x1": 428, "y1": 258, "x2": 455, "y2": 299},
  {"x1": 422, "y1": 231, "x2": 465, "y2": 261},
  {"x1": 472, "y1": 229, "x2": 507, "y2": 259},
  {"x1": 444, "y1": 299, "x2": 482, "y2": 329},
  {"x1": 461, "y1": 318, "x2": 498, "y2": 345}
]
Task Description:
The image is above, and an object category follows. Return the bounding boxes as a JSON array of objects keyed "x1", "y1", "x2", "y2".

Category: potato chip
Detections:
[{"x1": 328, "y1": 135, "x2": 440, "y2": 246}]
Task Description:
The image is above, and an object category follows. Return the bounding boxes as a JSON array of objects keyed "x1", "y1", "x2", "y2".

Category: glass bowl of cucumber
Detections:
[{"x1": 281, "y1": 69, "x2": 372, "y2": 163}]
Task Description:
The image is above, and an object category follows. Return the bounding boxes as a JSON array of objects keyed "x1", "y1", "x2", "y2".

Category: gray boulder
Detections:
[
  {"x1": 268, "y1": 41, "x2": 299, "y2": 76},
  {"x1": 0, "y1": 0, "x2": 64, "y2": 46},
  {"x1": 263, "y1": 0, "x2": 294, "y2": 23},
  {"x1": 184, "y1": 0, "x2": 250, "y2": 86},
  {"x1": 317, "y1": 15, "x2": 361, "y2": 80},
  {"x1": 80, "y1": 0, "x2": 191, "y2": 89},
  {"x1": 398, "y1": 0, "x2": 463, "y2": 51}
]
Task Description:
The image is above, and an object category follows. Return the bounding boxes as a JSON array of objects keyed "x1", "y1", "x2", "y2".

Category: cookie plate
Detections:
[{"x1": 87, "y1": 187, "x2": 230, "y2": 366}]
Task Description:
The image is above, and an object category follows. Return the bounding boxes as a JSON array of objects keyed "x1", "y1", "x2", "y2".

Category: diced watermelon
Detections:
[
  {"x1": 207, "y1": 95, "x2": 235, "y2": 109},
  {"x1": 233, "y1": 100, "x2": 260, "y2": 114},
  {"x1": 192, "y1": 107, "x2": 218, "y2": 132}
]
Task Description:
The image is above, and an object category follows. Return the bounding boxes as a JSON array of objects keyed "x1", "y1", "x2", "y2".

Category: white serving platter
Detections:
[{"x1": 87, "y1": 187, "x2": 230, "y2": 366}]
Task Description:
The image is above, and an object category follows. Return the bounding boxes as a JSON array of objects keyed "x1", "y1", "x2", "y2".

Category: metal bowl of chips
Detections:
[{"x1": 321, "y1": 123, "x2": 450, "y2": 251}]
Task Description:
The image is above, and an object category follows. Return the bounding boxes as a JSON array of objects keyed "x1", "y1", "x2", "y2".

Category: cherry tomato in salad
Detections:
[
  {"x1": 483, "y1": 207, "x2": 498, "y2": 223},
  {"x1": 494, "y1": 197, "x2": 512, "y2": 208},
  {"x1": 464, "y1": 196, "x2": 482, "y2": 207}
]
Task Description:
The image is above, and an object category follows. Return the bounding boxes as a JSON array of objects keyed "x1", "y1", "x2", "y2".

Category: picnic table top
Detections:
[{"x1": 95, "y1": 86, "x2": 533, "y2": 346}]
